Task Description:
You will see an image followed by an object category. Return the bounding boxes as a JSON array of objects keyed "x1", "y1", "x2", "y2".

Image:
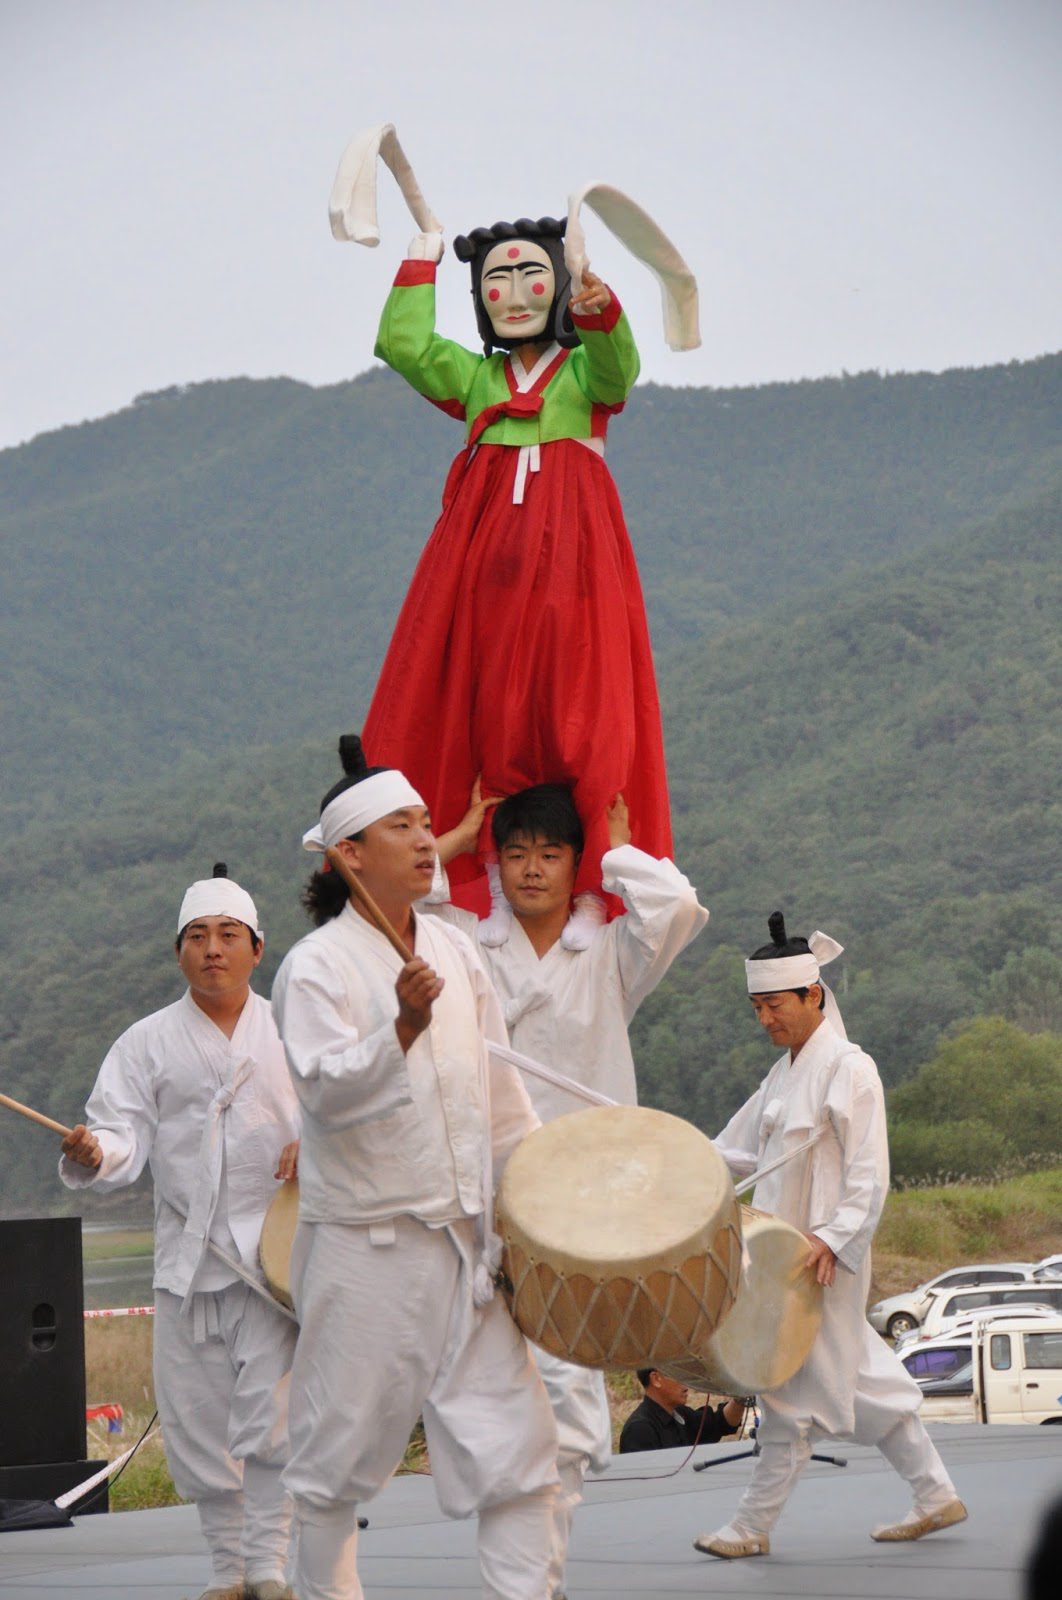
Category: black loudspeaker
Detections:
[{"x1": 0, "y1": 1218, "x2": 88, "y2": 1468}]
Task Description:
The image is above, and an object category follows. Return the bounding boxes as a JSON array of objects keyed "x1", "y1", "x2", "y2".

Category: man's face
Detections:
[
  {"x1": 749, "y1": 987, "x2": 823, "y2": 1051},
  {"x1": 336, "y1": 806, "x2": 436, "y2": 905},
  {"x1": 177, "y1": 915, "x2": 262, "y2": 999},
  {"x1": 498, "y1": 831, "x2": 578, "y2": 921},
  {"x1": 650, "y1": 1371, "x2": 689, "y2": 1411},
  {"x1": 481, "y1": 240, "x2": 555, "y2": 340}
]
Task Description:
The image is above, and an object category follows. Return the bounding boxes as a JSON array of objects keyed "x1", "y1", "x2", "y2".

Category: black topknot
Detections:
[
  {"x1": 749, "y1": 909, "x2": 813, "y2": 962},
  {"x1": 212, "y1": 862, "x2": 228, "y2": 878},
  {"x1": 338, "y1": 733, "x2": 369, "y2": 779},
  {"x1": 319, "y1": 731, "x2": 388, "y2": 815}
]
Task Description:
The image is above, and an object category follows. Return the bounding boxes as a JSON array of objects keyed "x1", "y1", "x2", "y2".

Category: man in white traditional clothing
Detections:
[
  {"x1": 60, "y1": 865, "x2": 300, "y2": 1600},
  {"x1": 693, "y1": 912, "x2": 967, "y2": 1560},
  {"x1": 430, "y1": 781, "x2": 709, "y2": 1599},
  {"x1": 271, "y1": 736, "x2": 559, "y2": 1600}
]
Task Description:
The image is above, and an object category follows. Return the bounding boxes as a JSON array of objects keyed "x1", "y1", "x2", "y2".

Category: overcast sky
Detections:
[{"x1": 2, "y1": 0, "x2": 1060, "y2": 451}]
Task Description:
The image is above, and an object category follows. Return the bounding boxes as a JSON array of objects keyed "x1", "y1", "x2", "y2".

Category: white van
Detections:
[
  {"x1": 915, "y1": 1282, "x2": 1062, "y2": 1344},
  {"x1": 974, "y1": 1317, "x2": 1062, "y2": 1425}
]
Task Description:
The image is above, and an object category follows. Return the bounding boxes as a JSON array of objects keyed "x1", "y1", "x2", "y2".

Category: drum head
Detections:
[
  {"x1": 259, "y1": 1179, "x2": 299, "y2": 1312},
  {"x1": 657, "y1": 1205, "x2": 823, "y2": 1394},
  {"x1": 497, "y1": 1106, "x2": 742, "y2": 1369}
]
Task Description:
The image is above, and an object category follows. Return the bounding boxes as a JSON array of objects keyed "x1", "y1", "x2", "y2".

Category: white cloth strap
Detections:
[
  {"x1": 565, "y1": 181, "x2": 701, "y2": 351},
  {"x1": 489, "y1": 1041, "x2": 617, "y2": 1110},
  {"x1": 733, "y1": 1127, "x2": 828, "y2": 1197},
  {"x1": 329, "y1": 123, "x2": 442, "y2": 247}
]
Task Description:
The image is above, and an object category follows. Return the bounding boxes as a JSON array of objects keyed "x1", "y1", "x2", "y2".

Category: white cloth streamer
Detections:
[
  {"x1": 329, "y1": 123, "x2": 441, "y2": 246},
  {"x1": 565, "y1": 182, "x2": 701, "y2": 351}
]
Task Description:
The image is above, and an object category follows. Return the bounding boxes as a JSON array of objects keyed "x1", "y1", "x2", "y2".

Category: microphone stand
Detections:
[{"x1": 692, "y1": 1408, "x2": 848, "y2": 1472}]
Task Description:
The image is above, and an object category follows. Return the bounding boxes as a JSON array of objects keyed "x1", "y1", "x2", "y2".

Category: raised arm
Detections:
[
  {"x1": 602, "y1": 798, "x2": 709, "y2": 1018},
  {"x1": 374, "y1": 256, "x2": 483, "y2": 412},
  {"x1": 569, "y1": 268, "x2": 640, "y2": 407}
]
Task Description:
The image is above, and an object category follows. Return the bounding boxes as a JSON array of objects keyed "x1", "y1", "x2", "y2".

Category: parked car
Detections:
[
  {"x1": 914, "y1": 1283, "x2": 1062, "y2": 1345},
  {"x1": 974, "y1": 1317, "x2": 1062, "y2": 1424},
  {"x1": 896, "y1": 1302, "x2": 1059, "y2": 1353},
  {"x1": 1032, "y1": 1253, "x2": 1062, "y2": 1281},
  {"x1": 909, "y1": 1316, "x2": 1062, "y2": 1426},
  {"x1": 867, "y1": 1262, "x2": 1036, "y2": 1340},
  {"x1": 900, "y1": 1337, "x2": 970, "y2": 1383},
  {"x1": 918, "y1": 1360, "x2": 975, "y2": 1422}
]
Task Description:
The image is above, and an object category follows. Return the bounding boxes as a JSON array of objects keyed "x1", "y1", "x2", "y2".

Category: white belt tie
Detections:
[{"x1": 176, "y1": 1058, "x2": 254, "y2": 1309}]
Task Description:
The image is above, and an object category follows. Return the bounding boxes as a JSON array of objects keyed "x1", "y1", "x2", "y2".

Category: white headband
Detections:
[
  {"x1": 302, "y1": 770, "x2": 426, "y2": 853},
  {"x1": 178, "y1": 878, "x2": 261, "y2": 940},
  {"x1": 745, "y1": 930, "x2": 847, "y2": 1039}
]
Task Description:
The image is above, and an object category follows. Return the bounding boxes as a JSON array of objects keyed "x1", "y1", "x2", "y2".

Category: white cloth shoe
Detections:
[
  {"x1": 560, "y1": 893, "x2": 606, "y2": 951},
  {"x1": 871, "y1": 1498, "x2": 968, "y2": 1542},
  {"x1": 246, "y1": 1584, "x2": 296, "y2": 1600},
  {"x1": 188, "y1": 1587, "x2": 245, "y2": 1600},
  {"x1": 693, "y1": 1522, "x2": 770, "y2": 1559}
]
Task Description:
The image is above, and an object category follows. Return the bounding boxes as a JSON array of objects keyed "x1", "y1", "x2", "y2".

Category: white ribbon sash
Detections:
[
  {"x1": 565, "y1": 182, "x2": 701, "y2": 352},
  {"x1": 329, "y1": 122, "x2": 442, "y2": 247}
]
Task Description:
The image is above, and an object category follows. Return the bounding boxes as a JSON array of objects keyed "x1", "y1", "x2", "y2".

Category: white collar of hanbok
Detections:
[{"x1": 509, "y1": 340, "x2": 562, "y2": 393}]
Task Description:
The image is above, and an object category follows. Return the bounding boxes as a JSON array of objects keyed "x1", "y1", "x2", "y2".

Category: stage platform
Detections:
[{"x1": 1, "y1": 1425, "x2": 1057, "y2": 1598}]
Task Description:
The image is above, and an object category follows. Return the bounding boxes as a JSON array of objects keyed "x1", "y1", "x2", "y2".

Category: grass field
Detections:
[
  {"x1": 82, "y1": 1228, "x2": 153, "y2": 1263},
  {"x1": 84, "y1": 1169, "x2": 1060, "y2": 1511}
]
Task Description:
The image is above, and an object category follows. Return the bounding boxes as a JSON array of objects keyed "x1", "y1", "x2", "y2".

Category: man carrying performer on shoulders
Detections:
[
  {"x1": 693, "y1": 913, "x2": 966, "y2": 1562},
  {"x1": 429, "y1": 780, "x2": 708, "y2": 1597},
  {"x1": 59, "y1": 866, "x2": 300, "y2": 1600},
  {"x1": 271, "y1": 735, "x2": 559, "y2": 1600},
  {"x1": 620, "y1": 1370, "x2": 745, "y2": 1454}
]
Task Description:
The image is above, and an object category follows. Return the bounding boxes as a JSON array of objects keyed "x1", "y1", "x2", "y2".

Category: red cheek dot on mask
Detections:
[
  {"x1": 507, "y1": 247, "x2": 521, "y2": 259},
  {"x1": 532, "y1": 282, "x2": 546, "y2": 295},
  {"x1": 488, "y1": 288, "x2": 501, "y2": 302}
]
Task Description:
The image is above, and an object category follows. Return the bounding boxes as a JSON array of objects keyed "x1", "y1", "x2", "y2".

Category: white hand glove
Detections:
[{"x1": 407, "y1": 231, "x2": 444, "y2": 262}]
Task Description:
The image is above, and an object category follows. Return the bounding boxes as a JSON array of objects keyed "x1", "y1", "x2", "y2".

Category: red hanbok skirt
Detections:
[{"x1": 362, "y1": 438, "x2": 672, "y2": 913}]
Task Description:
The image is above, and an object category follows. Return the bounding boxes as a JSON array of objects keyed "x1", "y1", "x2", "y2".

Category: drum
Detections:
[
  {"x1": 495, "y1": 1106, "x2": 743, "y2": 1370},
  {"x1": 259, "y1": 1179, "x2": 299, "y2": 1311},
  {"x1": 656, "y1": 1205, "x2": 823, "y2": 1394}
]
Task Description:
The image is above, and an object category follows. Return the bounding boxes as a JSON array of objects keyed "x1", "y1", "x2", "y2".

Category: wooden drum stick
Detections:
[
  {"x1": 324, "y1": 846, "x2": 413, "y2": 960},
  {"x1": 0, "y1": 1090, "x2": 73, "y2": 1139}
]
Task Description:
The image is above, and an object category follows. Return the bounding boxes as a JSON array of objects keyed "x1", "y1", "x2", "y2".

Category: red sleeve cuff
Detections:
[
  {"x1": 394, "y1": 259, "x2": 438, "y2": 287},
  {"x1": 570, "y1": 293, "x2": 623, "y2": 335}
]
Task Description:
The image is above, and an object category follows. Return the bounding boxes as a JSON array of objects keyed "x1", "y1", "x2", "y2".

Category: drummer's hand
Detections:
[
  {"x1": 435, "y1": 777, "x2": 504, "y2": 866},
  {"x1": 275, "y1": 1141, "x2": 299, "y2": 1182},
  {"x1": 804, "y1": 1232, "x2": 837, "y2": 1287},
  {"x1": 570, "y1": 267, "x2": 612, "y2": 315},
  {"x1": 395, "y1": 957, "x2": 444, "y2": 1053},
  {"x1": 61, "y1": 1124, "x2": 103, "y2": 1170},
  {"x1": 606, "y1": 793, "x2": 631, "y2": 849}
]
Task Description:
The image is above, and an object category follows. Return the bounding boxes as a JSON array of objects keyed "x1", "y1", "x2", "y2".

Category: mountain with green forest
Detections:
[{"x1": 0, "y1": 353, "x2": 1059, "y2": 1216}]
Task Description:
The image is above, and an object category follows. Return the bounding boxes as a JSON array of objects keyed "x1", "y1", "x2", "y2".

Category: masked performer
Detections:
[
  {"x1": 59, "y1": 868, "x2": 299, "y2": 1600},
  {"x1": 693, "y1": 914, "x2": 966, "y2": 1561},
  {"x1": 272, "y1": 736, "x2": 559, "y2": 1600},
  {"x1": 362, "y1": 216, "x2": 673, "y2": 951}
]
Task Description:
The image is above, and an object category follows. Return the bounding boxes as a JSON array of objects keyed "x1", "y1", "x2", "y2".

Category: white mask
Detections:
[{"x1": 480, "y1": 239, "x2": 555, "y2": 340}]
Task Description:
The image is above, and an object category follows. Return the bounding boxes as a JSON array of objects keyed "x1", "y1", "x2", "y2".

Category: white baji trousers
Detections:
[
  {"x1": 530, "y1": 1347, "x2": 612, "y2": 1597},
  {"x1": 153, "y1": 1283, "x2": 296, "y2": 1585},
  {"x1": 284, "y1": 1216, "x2": 560, "y2": 1600},
  {"x1": 733, "y1": 1409, "x2": 957, "y2": 1536}
]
